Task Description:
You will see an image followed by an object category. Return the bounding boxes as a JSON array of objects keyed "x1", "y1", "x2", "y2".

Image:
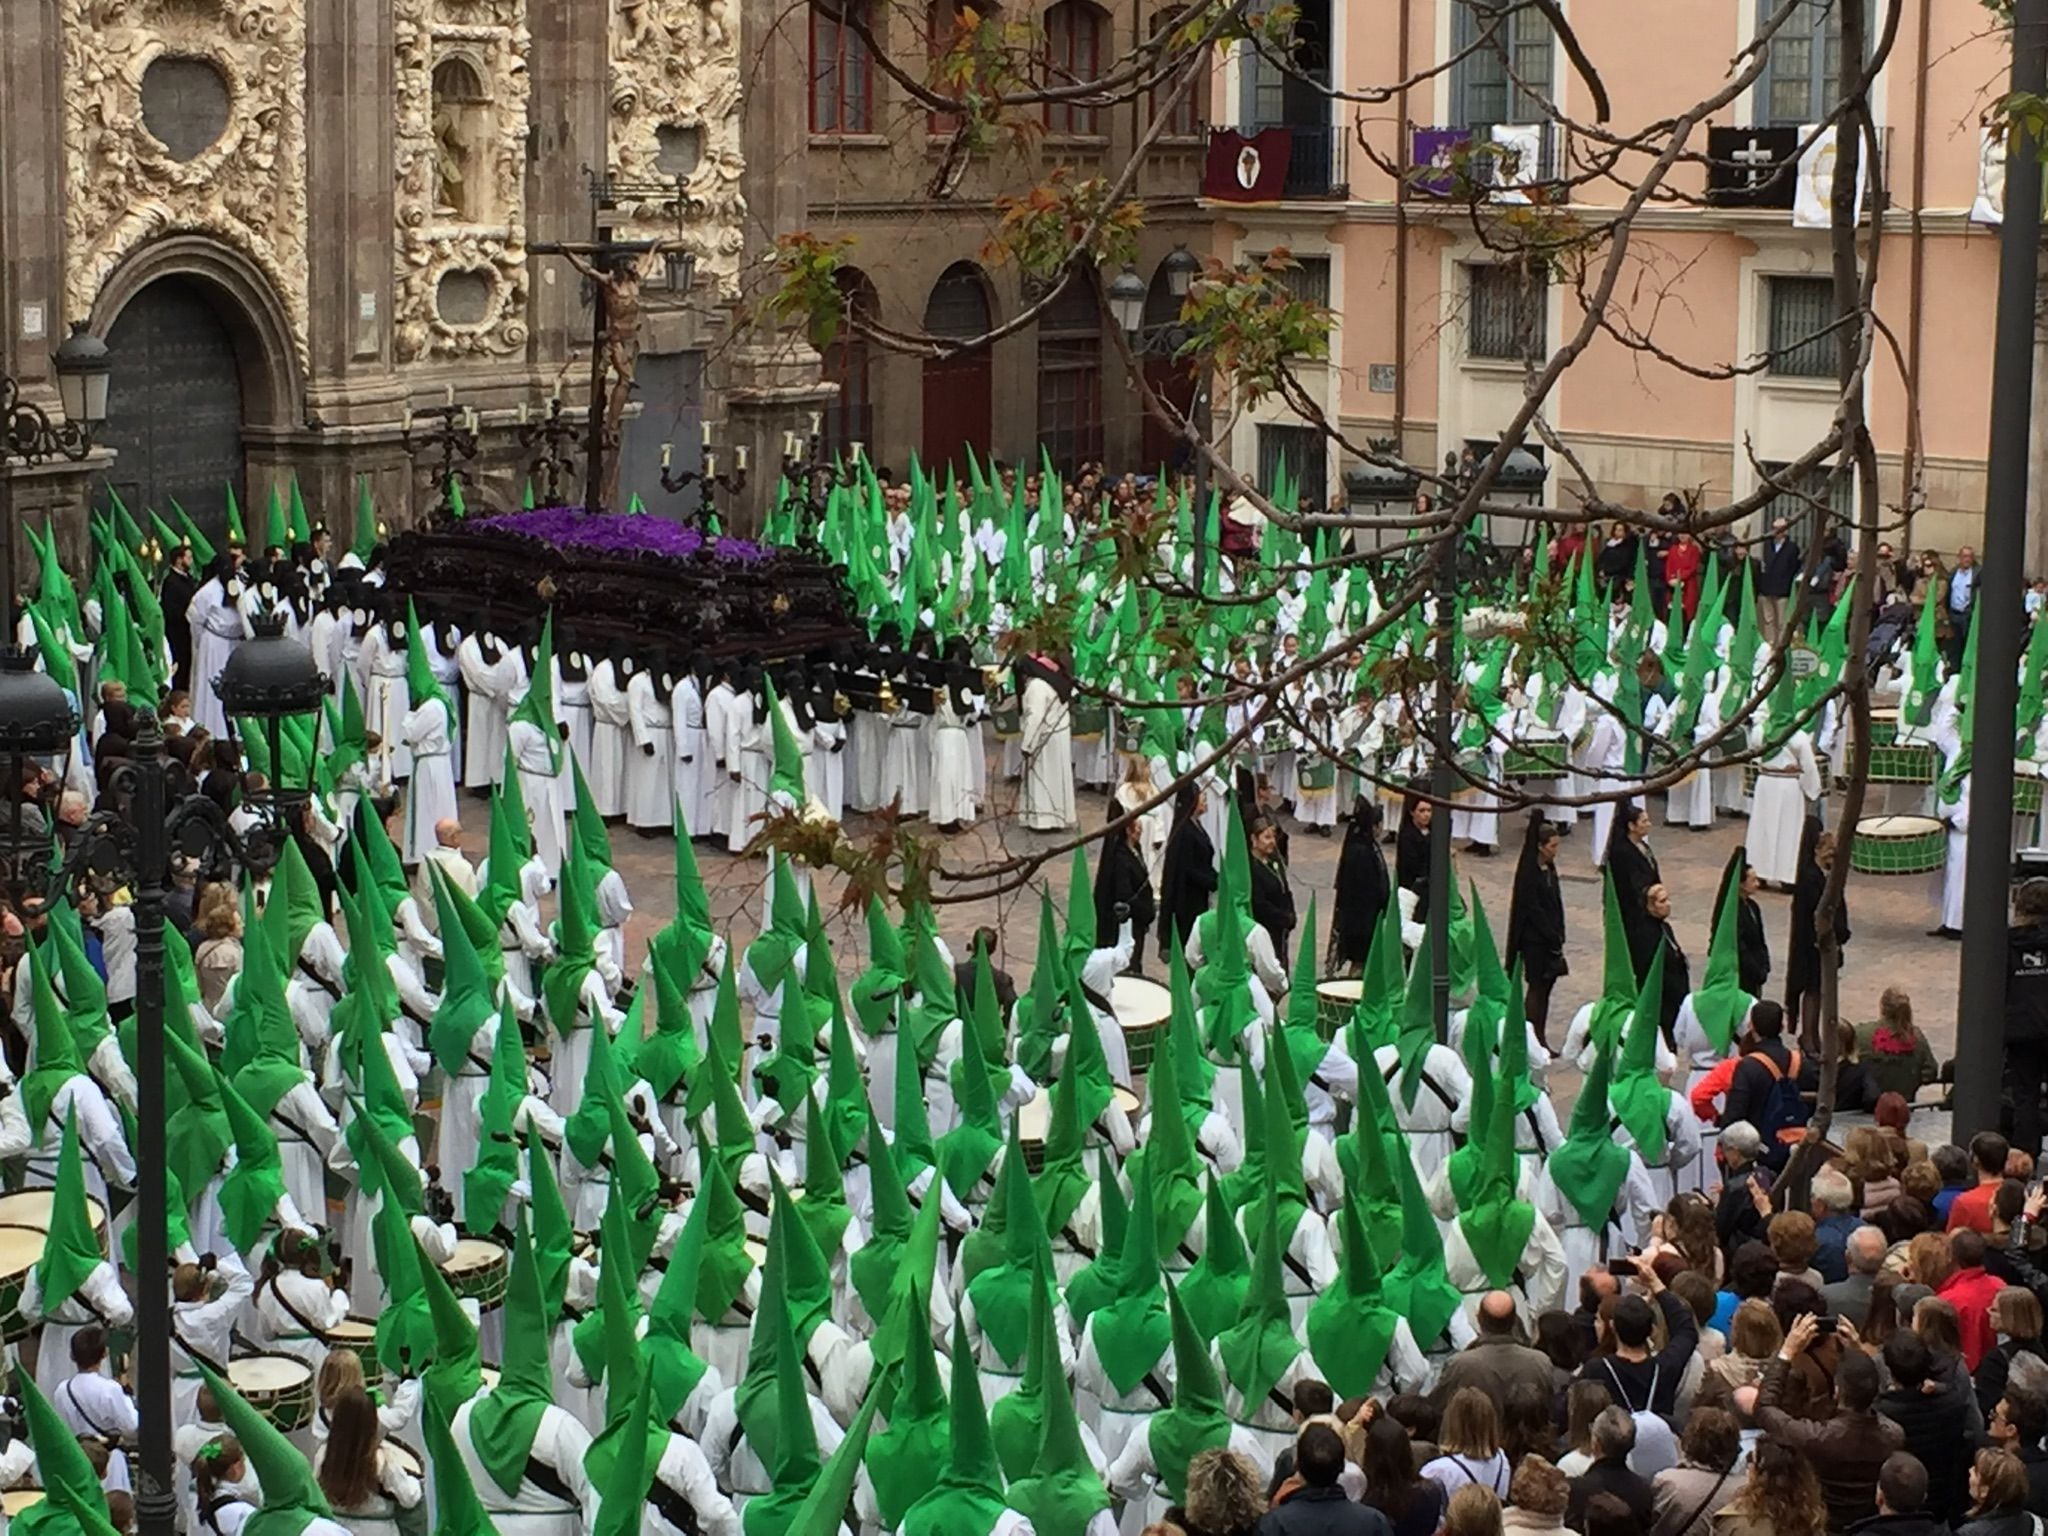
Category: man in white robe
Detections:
[
  {"x1": 1019, "y1": 658, "x2": 1076, "y2": 832},
  {"x1": 187, "y1": 567, "x2": 249, "y2": 737},
  {"x1": 585, "y1": 655, "x2": 632, "y2": 817},
  {"x1": 625, "y1": 663, "x2": 675, "y2": 832},
  {"x1": 508, "y1": 715, "x2": 564, "y2": 878},
  {"x1": 1746, "y1": 722, "x2": 1822, "y2": 886}
]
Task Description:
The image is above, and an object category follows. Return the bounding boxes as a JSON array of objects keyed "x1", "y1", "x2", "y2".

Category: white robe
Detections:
[
  {"x1": 726, "y1": 695, "x2": 769, "y2": 853},
  {"x1": 400, "y1": 696, "x2": 458, "y2": 864},
  {"x1": 509, "y1": 719, "x2": 564, "y2": 877},
  {"x1": 456, "y1": 636, "x2": 519, "y2": 790},
  {"x1": 584, "y1": 660, "x2": 632, "y2": 818},
  {"x1": 701, "y1": 681, "x2": 741, "y2": 835},
  {"x1": 450, "y1": 1399, "x2": 600, "y2": 1536},
  {"x1": 188, "y1": 578, "x2": 249, "y2": 738},
  {"x1": 1746, "y1": 728, "x2": 1821, "y2": 885},
  {"x1": 558, "y1": 671, "x2": 594, "y2": 782},
  {"x1": 362, "y1": 627, "x2": 413, "y2": 779},
  {"x1": 1940, "y1": 773, "x2": 1970, "y2": 932},
  {"x1": 624, "y1": 670, "x2": 675, "y2": 830},
  {"x1": 930, "y1": 690, "x2": 979, "y2": 826},
  {"x1": 1019, "y1": 676, "x2": 1076, "y2": 831},
  {"x1": 671, "y1": 675, "x2": 713, "y2": 836}
]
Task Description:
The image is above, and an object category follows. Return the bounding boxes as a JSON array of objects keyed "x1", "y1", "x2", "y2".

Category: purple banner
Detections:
[{"x1": 1411, "y1": 127, "x2": 1475, "y2": 198}]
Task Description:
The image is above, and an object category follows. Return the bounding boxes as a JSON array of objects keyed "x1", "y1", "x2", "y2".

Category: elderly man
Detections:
[
  {"x1": 1431, "y1": 1291, "x2": 1557, "y2": 1407},
  {"x1": 1811, "y1": 1166, "x2": 1862, "y2": 1284},
  {"x1": 1714, "y1": 1122, "x2": 1771, "y2": 1258},
  {"x1": 411, "y1": 818, "x2": 476, "y2": 934},
  {"x1": 1823, "y1": 1225, "x2": 1888, "y2": 1328}
]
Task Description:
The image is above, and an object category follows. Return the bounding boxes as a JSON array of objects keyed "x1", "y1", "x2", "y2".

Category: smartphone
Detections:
[{"x1": 1606, "y1": 1258, "x2": 1639, "y2": 1278}]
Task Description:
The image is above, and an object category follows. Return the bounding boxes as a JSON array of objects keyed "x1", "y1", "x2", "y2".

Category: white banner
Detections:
[
  {"x1": 1491, "y1": 123, "x2": 1543, "y2": 204},
  {"x1": 1792, "y1": 122, "x2": 1868, "y2": 230},
  {"x1": 1973, "y1": 123, "x2": 2007, "y2": 226}
]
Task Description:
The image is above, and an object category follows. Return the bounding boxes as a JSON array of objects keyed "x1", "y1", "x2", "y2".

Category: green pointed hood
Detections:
[
  {"x1": 797, "y1": 1092, "x2": 854, "y2": 1260},
  {"x1": 1138, "y1": 1012, "x2": 1205, "y2": 1257},
  {"x1": 849, "y1": 1091, "x2": 913, "y2": 1323},
  {"x1": 1611, "y1": 938, "x2": 1672, "y2": 1161},
  {"x1": 1548, "y1": 1038, "x2": 1635, "y2": 1229},
  {"x1": 692, "y1": 1148, "x2": 757, "y2": 1326},
  {"x1": 1340, "y1": 1034, "x2": 1409, "y2": 1270},
  {"x1": 734, "y1": 1223, "x2": 824, "y2": 1525},
  {"x1": 12, "y1": 1366, "x2": 120, "y2": 1536},
  {"x1": 644, "y1": 1182, "x2": 713, "y2": 1423},
  {"x1": 22, "y1": 946, "x2": 85, "y2": 1135},
  {"x1": 900, "y1": 1315, "x2": 1009, "y2": 1536},
  {"x1": 569, "y1": 752, "x2": 614, "y2": 873},
  {"x1": 938, "y1": 991, "x2": 1005, "y2": 1204},
  {"x1": 1005, "y1": 1300, "x2": 1112, "y2": 1536},
  {"x1": 745, "y1": 855, "x2": 808, "y2": 1001},
  {"x1": 542, "y1": 830, "x2": 601, "y2": 1032},
  {"x1": 1693, "y1": 854, "x2": 1753, "y2": 1053},
  {"x1": 1216, "y1": 1191, "x2": 1299, "y2": 1414},
  {"x1": 865, "y1": 1275, "x2": 950, "y2": 1529},
  {"x1": 780, "y1": 1375, "x2": 885, "y2": 1536},
  {"x1": 1178, "y1": 1172, "x2": 1250, "y2": 1344},
  {"x1": 417, "y1": 1224, "x2": 484, "y2": 1428},
  {"x1": 1015, "y1": 888, "x2": 1068, "y2": 1082},
  {"x1": 1382, "y1": 1142, "x2": 1463, "y2": 1349},
  {"x1": 199, "y1": 1363, "x2": 338, "y2": 1536},
  {"x1": 1163, "y1": 936, "x2": 1216, "y2": 1114},
  {"x1": 527, "y1": 1139, "x2": 575, "y2": 1324},
  {"x1": 352, "y1": 1099, "x2": 436, "y2": 1378},
  {"x1": 214, "y1": 1073, "x2": 288, "y2": 1258},
  {"x1": 1089, "y1": 1169, "x2": 1172, "y2": 1396},
  {"x1": 763, "y1": 676, "x2": 810, "y2": 805},
  {"x1": 467, "y1": 1213, "x2": 559, "y2": 1496},
  {"x1": 1392, "y1": 921, "x2": 1438, "y2": 1110},
  {"x1": 427, "y1": 865, "x2": 496, "y2": 1077},
  {"x1": 1588, "y1": 869, "x2": 1637, "y2": 1052},
  {"x1": 1062, "y1": 1149, "x2": 1130, "y2": 1328},
  {"x1": 967, "y1": 1125, "x2": 1051, "y2": 1368},
  {"x1": 581, "y1": 1189, "x2": 659, "y2": 1487},
  {"x1": 160, "y1": 1025, "x2": 233, "y2": 1234},
  {"x1": 507, "y1": 612, "x2": 560, "y2": 772},
  {"x1": 464, "y1": 999, "x2": 526, "y2": 1226},
  {"x1": 480, "y1": 764, "x2": 534, "y2": 927},
  {"x1": 405, "y1": 599, "x2": 452, "y2": 716},
  {"x1": 851, "y1": 895, "x2": 907, "y2": 1037},
  {"x1": 1306, "y1": 1183, "x2": 1401, "y2": 1400},
  {"x1": 1454, "y1": 991, "x2": 1536, "y2": 1289},
  {"x1": 988, "y1": 1246, "x2": 1058, "y2": 1483},
  {"x1": 47, "y1": 905, "x2": 111, "y2": 1061},
  {"x1": 32, "y1": 1108, "x2": 101, "y2": 1316},
  {"x1": 420, "y1": 1396, "x2": 502, "y2": 1536},
  {"x1": 649, "y1": 803, "x2": 715, "y2": 984},
  {"x1": 1146, "y1": 1280, "x2": 1231, "y2": 1505}
]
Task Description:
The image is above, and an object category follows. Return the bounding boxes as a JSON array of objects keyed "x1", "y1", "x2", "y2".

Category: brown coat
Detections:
[
  {"x1": 1428, "y1": 1333, "x2": 1559, "y2": 1407},
  {"x1": 1754, "y1": 1356, "x2": 1905, "y2": 1533}
]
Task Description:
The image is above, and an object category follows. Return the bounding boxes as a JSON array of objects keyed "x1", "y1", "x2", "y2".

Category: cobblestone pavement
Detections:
[{"x1": 455, "y1": 767, "x2": 1970, "y2": 1101}]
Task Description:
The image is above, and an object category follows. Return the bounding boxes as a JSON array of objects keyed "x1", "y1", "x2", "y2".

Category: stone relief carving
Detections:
[
  {"x1": 393, "y1": 0, "x2": 531, "y2": 360},
  {"x1": 61, "y1": 0, "x2": 309, "y2": 364},
  {"x1": 606, "y1": 0, "x2": 747, "y2": 296}
]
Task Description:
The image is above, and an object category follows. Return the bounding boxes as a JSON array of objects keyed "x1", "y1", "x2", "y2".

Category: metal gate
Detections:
[{"x1": 95, "y1": 278, "x2": 245, "y2": 541}]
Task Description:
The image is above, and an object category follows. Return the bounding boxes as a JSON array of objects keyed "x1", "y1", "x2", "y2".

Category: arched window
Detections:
[
  {"x1": 922, "y1": 262, "x2": 995, "y2": 469},
  {"x1": 819, "y1": 269, "x2": 877, "y2": 455},
  {"x1": 1043, "y1": 0, "x2": 1106, "y2": 134},
  {"x1": 1149, "y1": 9, "x2": 1204, "y2": 137},
  {"x1": 810, "y1": 0, "x2": 874, "y2": 133},
  {"x1": 1036, "y1": 270, "x2": 1103, "y2": 471}
]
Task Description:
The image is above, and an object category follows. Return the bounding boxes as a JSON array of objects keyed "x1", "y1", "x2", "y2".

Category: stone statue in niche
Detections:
[{"x1": 430, "y1": 56, "x2": 490, "y2": 222}]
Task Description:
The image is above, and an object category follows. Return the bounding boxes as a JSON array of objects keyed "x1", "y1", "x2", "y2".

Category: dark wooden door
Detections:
[
  {"x1": 1141, "y1": 356, "x2": 1198, "y2": 473},
  {"x1": 921, "y1": 351, "x2": 991, "y2": 473},
  {"x1": 95, "y1": 278, "x2": 245, "y2": 539}
]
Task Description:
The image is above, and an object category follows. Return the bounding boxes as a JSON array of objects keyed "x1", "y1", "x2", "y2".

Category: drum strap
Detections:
[
  {"x1": 261, "y1": 1276, "x2": 326, "y2": 1341},
  {"x1": 59, "y1": 1378, "x2": 117, "y2": 1440},
  {"x1": 646, "y1": 1472, "x2": 702, "y2": 1536},
  {"x1": 273, "y1": 1111, "x2": 315, "y2": 1147},
  {"x1": 1380, "y1": 1060, "x2": 1456, "y2": 1115},
  {"x1": 297, "y1": 959, "x2": 342, "y2": 1000},
  {"x1": 169, "y1": 1314, "x2": 229, "y2": 1376},
  {"x1": 520, "y1": 1454, "x2": 580, "y2": 1513}
]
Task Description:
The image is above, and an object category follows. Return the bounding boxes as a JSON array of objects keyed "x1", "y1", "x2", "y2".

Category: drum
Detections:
[
  {"x1": 390, "y1": 1443, "x2": 425, "y2": 1481},
  {"x1": 0, "y1": 1191, "x2": 107, "y2": 1245},
  {"x1": 2020, "y1": 761, "x2": 2044, "y2": 817},
  {"x1": 1112, "y1": 976, "x2": 1172, "y2": 1079},
  {"x1": 1849, "y1": 814, "x2": 1946, "y2": 876},
  {"x1": 1297, "y1": 757, "x2": 1336, "y2": 793},
  {"x1": 1070, "y1": 696, "x2": 1108, "y2": 740},
  {"x1": 990, "y1": 695, "x2": 1021, "y2": 738},
  {"x1": 1, "y1": 1490, "x2": 44, "y2": 1518},
  {"x1": 1017, "y1": 1086, "x2": 1141, "y2": 1174},
  {"x1": 0, "y1": 1227, "x2": 48, "y2": 1342},
  {"x1": 229, "y1": 1353, "x2": 315, "y2": 1433},
  {"x1": 1868, "y1": 740, "x2": 1935, "y2": 785},
  {"x1": 1504, "y1": 735, "x2": 1569, "y2": 780},
  {"x1": 440, "y1": 1238, "x2": 510, "y2": 1312},
  {"x1": 1315, "y1": 979, "x2": 1363, "y2": 1042},
  {"x1": 1868, "y1": 707, "x2": 1900, "y2": 747},
  {"x1": 324, "y1": 1316, "x2": 378, "y2": 1352}
]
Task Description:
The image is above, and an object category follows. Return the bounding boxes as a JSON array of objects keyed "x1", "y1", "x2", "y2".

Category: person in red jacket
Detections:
[
  {"x1": 1938, "y1": 1228, "x2": 2006, "y2": 1370},
  {"x1": 1949, "y1": 1132, "x2": 2012, "y2": 1234}
]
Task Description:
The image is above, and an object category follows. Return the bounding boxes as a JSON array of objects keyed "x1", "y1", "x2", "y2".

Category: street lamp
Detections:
[
  {"x1": 52, "y1": 323, "x2": 112, "y2": 433},
  {"x1": 1342, "y1": 445, "x2": 1422, "y2": 558},
  {"x1": 0, "y1": 650, "x2": 80, "y2": 905},
  {"x1": 1106, "y1": 263, "x2": 1147, "y2": 337},
  {"x1": 1489, "y1": 445, "x2": 1549, "y2": 555},
  {"x1": 1162, "y1": 242, "x2": 1201, "y2": 300},
  {"x1": 102, "y1": 618, "x2": 321, "y2": 1536}
]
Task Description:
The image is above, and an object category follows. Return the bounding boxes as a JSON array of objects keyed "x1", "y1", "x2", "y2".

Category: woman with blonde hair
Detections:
[
  {"x1": 312, "y1": 1348, "x2": 420, "y2": 1445},
  {"x1": 1977, "y1": 1287, "x2": 2046, "y2": 1417},
  {"x1": 1954, "y1": 1448, "x2": 2035, "y2": 1536},
  {"x1": 1709, "y1": 1437, "x2": 1825, "y2": 1536},
  {"x1": 1502, "y1": 1457, "x2": 1571, "y2": 1536},
  {"x1": 1445, "y1": 1484, "x2": 1504, "y2": 1536},
  {"x1": 1709, "y1": 1299, "x2": 1782, "y2": 1396},
  {"x1": 1906, "y1": 1231, "x2": 1954, "y2": 1293},
  {"x1": 311, "y1": 1387, "x2": 423, "y2": 1536},
  {"x1": 1841, "y1": 1125, "x2": 1902, "y2": 1216},
  {"x1": 191, "y1": 883, "x2": 242, "y2": 1012},
  {"x1": 1167, "y1": 1448, "x2": 1263, "y2": 1536},
  {"x1": 1421, "y1": 1389, "x2": 1510, "y2": 1501}
]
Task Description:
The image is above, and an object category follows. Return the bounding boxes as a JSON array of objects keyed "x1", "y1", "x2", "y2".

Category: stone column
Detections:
[{"x1": 722, "y1": 0, "x2": 833, "y2": 537}]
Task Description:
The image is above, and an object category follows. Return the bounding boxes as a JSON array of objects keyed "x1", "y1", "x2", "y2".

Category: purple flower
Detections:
[{"x1": 469, "y1": 508, "x2": 772, "y2": 562}]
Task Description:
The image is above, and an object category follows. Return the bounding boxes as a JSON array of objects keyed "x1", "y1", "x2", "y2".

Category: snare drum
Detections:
[
  {"x1": 1868, "y1": 706, "x2": 1900, "y2": 747},
  {"x1": 0, "y1": 1227, "x2": 48, "y2": 1342},
  {"x1": 1297, "y1": 757, "x2": 1337, "y2": 793},
  {"x1": 1018, "y1": 1087, "x2": 1140, "y2": 1171},
  {"x1": 0, "y1": 1190, "x2": 107, "y2": 1244},
  {"x1": 1504, "y1": 734, "x2": 1570, "y2": 780},
  {"x1": 390, "y1": 1443, "x2": 425, "y2": 1481},
  {"x1": 324, "y1": 1316, "x2": 378, "y2": 1352},
  {"x1": 441, "y1": 1237, "x2": 511, "y2": 1312},
  {"x1": 1070, "y1": 696, "x2": 1108, "y2": 740},
  {"x1": 1112, "y1": 976, "x2": 1172, "y2": 1079},
  {"x1": 229, "y1": 1353, "x2": 315, "y2": 1432},
  {"x1": 1867, "y1": 740, "x2": 1935, "y2": 785},
  {"x1": 1850, "y1": 814, "x2": 1946, "y2": 876},
  {"x1": 1, "y1": 1490, "x2": 44, "y2": 1518},
  {"x1": 1315, "y1": 979, "x2": 1363, "y2": 1042}
]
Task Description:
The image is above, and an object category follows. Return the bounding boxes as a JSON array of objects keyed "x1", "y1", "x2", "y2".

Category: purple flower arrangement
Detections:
[{"x1": 471, "y1": 507, "x2": 770, "y2": 563}]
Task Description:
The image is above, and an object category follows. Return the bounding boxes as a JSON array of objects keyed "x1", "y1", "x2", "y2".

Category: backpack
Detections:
[
  {"x1": 1749, "y1": 1047, "x2": 1809, "y2": 1158},
  {"x1": 1600, "y1": 1360, "x2": 1678, "y2": 1479}
]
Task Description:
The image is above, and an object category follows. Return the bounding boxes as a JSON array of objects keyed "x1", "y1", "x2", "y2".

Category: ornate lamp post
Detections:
[
  {"x1": 1, "y1": 324, "x2": 114, "y2": 624},
  {"x1": 0, "y1": 617, "x2": 326, "y2": 1536}
]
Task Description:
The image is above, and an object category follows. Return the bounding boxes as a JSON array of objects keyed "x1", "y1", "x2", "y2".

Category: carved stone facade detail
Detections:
[
  {"x1": 60, "y1": 0, "x2": 310, "y2": 364},
  {"x1": 607, "y1": 0, "x2": 746, "y2": 296},
  {"x1": 392, "y1": 0, "x2": 531, "y2": 361}
]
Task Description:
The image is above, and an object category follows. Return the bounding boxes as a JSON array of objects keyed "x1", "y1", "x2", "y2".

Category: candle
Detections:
[
  {"x1": 466, "y1": 407, "x2": 478, "y2": 433},
  {"x1": 661, "y1": 442, "x2": 673, "y2": 469},
  {"x1": 701, "y1": 421, "x2": 713, "y2": 448},
  {"x1": 784, "y1": 430, "x2": 800, "y2": 460},
  {"x1": 705, "y1": 451, "x2": 717, "y2": 477},
  {"x1": 851, "y1": 440, "x2": 864, "y2": 462},
  {"x1": 445, "y1": 384, "x2": 455, "y2": 408},
  {"x1": 735, "y1": 445, "x2": 748, "y2": 472},
  {"x1": 809, "y1": 411, "x2": 822, "y2": 437},
  {"x1": 518, "y1": 401, "x2": 530, "y2": 425}
]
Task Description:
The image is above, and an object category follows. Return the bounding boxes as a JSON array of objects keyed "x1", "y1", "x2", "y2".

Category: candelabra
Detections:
[
  {"x1": 779, "y1": 417, "x2": 859, "y2": 550},
  {"x1": 660, "y1": 430, "x2": 749, "y2": 535},
  {"x1": 515, "y1": 396, "x2": 581, "y2": 508},
  {"x1": 400, "y1": 393, "x2": 480, "y2": 521}
]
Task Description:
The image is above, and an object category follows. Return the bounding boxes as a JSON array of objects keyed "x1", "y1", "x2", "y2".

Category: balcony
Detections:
[
  {"x1": 1408, "y1": 121, "x2": 1568, "y2": 203},
  {"x1": 1203, "y1": 120, "x2": 1348, "y2": 202}
]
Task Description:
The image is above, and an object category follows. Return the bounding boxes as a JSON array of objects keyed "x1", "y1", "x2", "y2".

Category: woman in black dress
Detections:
[
  {"x1": 1330, "y1": 796, "x2": 1390, "y2": 974},
  {"x1": 1714, "y1": 847, "x2": 1772, "y2": 997},
  {"x1": 1506, "y1": 810, "x2": 1568, "y2": 1045},
  {"x1": 1247, "y1": 812, "x2": 1296, "y2": 957},
  {"x1": 1158, "y1": 782, "x2": 1217, "y2": 963},
  {"x1": 1604, "y1": 799, "x2": 1662, "y2": 958},
  {"x1": 1093, "y1": 799, "x2": 1156, "y2": 968},
  {"x1": 1396, "y1": 788, "x2": 1432, "y2": 912},
  {"x1": 1785, "y1": 817, "x2": 1850, "y2": 1051},
  {"x1": 1633, "y1": 883, "x2": 1691, "y2": 1043}
]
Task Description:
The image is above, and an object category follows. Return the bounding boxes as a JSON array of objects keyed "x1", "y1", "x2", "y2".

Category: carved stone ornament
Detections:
[
  {"x1": 62, "y1": 0, "x2": 310, "y2": 365},
  {"x1": 392, "y1": 0, "x2": 531, "y2": 361},
  {"x1": 607, "y1": 0, "x2": 746, "y2": 296}
]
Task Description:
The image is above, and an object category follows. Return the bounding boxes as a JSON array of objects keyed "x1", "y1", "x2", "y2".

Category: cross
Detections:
[{"x1": 1731, "y1": 135, "x2": 1777, "y2": 188}]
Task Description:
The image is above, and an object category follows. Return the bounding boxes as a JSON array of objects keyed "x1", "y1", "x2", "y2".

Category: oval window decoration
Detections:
[{"x1": 140, "y1": 55, "x2": 233, "y2": 163}]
